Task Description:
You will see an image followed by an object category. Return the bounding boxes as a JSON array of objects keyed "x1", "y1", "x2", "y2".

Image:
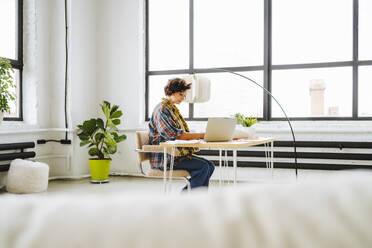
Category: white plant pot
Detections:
[
  {"x1": 243, "y1": 126, "x2": 256, "y2": 139},
  {"x1": 233, "y1": 125, "x2": 257, "y2": 139},
  {"x1": 0, "y1": 111, "x2": 4, "y2": 125}
]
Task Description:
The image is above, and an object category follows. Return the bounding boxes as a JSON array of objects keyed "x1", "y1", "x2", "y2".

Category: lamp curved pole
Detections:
[{"x1": 206, "y1": 68, "x2": 298, "y2": 178}]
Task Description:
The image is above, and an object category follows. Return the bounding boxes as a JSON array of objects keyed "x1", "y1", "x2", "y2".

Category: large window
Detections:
[
  {"x1": 146, "y1": 0, "x2": 372, "y2": 121},
  {"x1": 0, "y1": 0, "x2": 23, "y2": 121}
]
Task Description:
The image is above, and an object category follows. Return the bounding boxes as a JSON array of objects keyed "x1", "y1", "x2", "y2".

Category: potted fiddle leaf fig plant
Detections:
[
  {"x1": 77, "y1": 101, "x2": 127, "y2": 183},
  {"x1": 0, "y1": 57, "x2": 16, "y2": 124},
  {"x1": 234, "y1": 113, "x2": 259, "y2": 139}
]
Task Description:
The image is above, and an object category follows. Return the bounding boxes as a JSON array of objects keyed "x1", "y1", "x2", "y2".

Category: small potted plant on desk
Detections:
[
  {"x1": 77, "y1": 101, "x2": 127, "y2": 183},
  {"x1": 234, "y1": 113, "x2": 259, "y2": 139},
  {"x1": 0, "y1": 57, "x2": 16, "y2": 124}
]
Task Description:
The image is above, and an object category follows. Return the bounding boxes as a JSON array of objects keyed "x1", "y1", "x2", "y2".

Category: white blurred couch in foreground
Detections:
[{"x1": 1, "y1": 171, "x2": 372, "y2": 248}]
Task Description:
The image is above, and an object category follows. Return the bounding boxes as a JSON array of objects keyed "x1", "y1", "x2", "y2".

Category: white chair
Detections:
[{"x1": 135, "y1": 131, "x2": 191, "y2": 193}]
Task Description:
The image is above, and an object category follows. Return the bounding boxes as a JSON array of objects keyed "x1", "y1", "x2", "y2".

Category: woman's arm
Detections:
[{"x1": 176, "y1": 132, "x2": 205, "y2": 140}]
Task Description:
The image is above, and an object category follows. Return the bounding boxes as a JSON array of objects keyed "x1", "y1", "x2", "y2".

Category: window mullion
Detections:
[
  {"x1": 263, "y1": 0, "x2": 272, "y2": 121},
  {"x1": 3, "y1": 0, "x2": 23, "y2": 121},
  {"x1": 352, "y1": 0, "x2": 358, "y2": 119},
  {"x1": 189, "y1": 0, "x2": 194, "y2": 119}
]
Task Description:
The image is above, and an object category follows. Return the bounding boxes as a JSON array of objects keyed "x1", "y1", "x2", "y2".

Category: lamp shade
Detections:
[{"x1": 183, "y1": 75, "x2": 211, "y2": 103}]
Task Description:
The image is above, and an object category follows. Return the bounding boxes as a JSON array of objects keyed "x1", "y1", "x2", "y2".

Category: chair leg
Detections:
[
  {"x1": 139, "y1": 162, "x2": 145, "y2": 176},
  {"x1": 163, "y1": 147, "x2": 167, "y2": 194},
  {"x1": 168, "y1": 147, "x2": 175, "y2": 193},
  {"x1": 184, "y1": 178, "x2": 191, "y2": 194}
]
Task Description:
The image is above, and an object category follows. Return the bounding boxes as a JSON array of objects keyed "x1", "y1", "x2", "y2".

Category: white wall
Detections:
[
  {"x1": 68, "y1": 0, "x2": 99, "y2": 176},
  {"x1": 96, "y1": 0, "x2": 145, "y2": 128},
  {"x1": 95, "y1": 0, "x2": 145, "y2": 174}
]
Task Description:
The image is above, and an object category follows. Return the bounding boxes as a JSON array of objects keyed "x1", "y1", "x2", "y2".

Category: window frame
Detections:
[
  {"x1": 3, "y1": 0, "x2": 23, "y2": 121},
  {"x1": 145, "y1": 0, "x2": 372, "y2": 121}
]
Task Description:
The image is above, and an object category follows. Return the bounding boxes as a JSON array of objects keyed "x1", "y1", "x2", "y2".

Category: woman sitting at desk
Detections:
[{"x1": 149, "y1": 78, "x2": 215, "y2": 190}]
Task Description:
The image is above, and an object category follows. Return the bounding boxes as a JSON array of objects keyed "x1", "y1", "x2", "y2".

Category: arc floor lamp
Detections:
[{"x1": 197, "y1": 68, "x2": 299, "y2": 177}]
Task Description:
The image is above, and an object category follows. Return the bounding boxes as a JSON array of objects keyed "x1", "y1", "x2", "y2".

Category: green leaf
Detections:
[
  {"x1": 80, "y1": 140, "x2": 90, "y2": 147},
  {"x1": 96, "y1": 118, "x2": 104, "y2": 129},
  {"x1": 234, "y1": 113, "x2": 258, "y2": 127},
  {"x1": 110, "y1": 110, "x2": 123, "y2": 119},
  {"x1": 103, "y1": 101, "x2": 111, "y2": 109},
  {"x1": 112, "y1": 132, "x2": 126, "y2": 143},
  {"x1": 94, "y1": 132, "x2": 105, "y2": 143},
  {"x1": 107, "y1": 119, "x2": 118, "y2": 132},
  {"x1": 82, "y1": 119, "x2": 97, "y2": 135},
  {"x1": 110, "y1": 105, "x2": 119, "y2": 115},
  {"x1": 107, "y1": 145, "x2": 117, "y2": 154},
  {"x1": 106, "y1": 120, "x2": 119, "y2": 131},
  {"x1": 78, "y1": 134, "x2": 90, "y2": 141},
  {"x1": 101, "y1": 104, "x2": 110, "y2": 119},
  {"x1": 112, "y1": 119, "x2": 121, "y2": 125},
  {"x1": 117, "y1": 134, "x2": 127, "y2": 142},
  {"x1": 112, "y1": 132, "x2": 119, "y2": 139},
  {"x1": 104, "y1": 133, "x2": 116, "y2": 147},
  {"x1": 88, "y1": 148, "x2": 99, "y2": 157}
]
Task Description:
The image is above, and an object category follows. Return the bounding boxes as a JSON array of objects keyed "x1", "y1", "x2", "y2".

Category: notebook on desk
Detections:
[{"x1": 204, "y1": 117, "x2": 236, "y2": 142}]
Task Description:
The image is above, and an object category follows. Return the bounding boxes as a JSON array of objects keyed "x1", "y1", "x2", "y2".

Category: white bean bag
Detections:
[{"x1": 6, "y1": 159, "x2": 49, "y2": 194}]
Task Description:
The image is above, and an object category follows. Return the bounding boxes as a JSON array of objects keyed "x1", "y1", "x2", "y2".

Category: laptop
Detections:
[{"x1": 204, "y1": 117, "x2": 236, "y2": 142}]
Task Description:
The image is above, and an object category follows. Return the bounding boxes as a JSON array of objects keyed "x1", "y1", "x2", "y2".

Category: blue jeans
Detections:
[{"x1": 174, "y1": 155, "x2": 215, "y2": 189}]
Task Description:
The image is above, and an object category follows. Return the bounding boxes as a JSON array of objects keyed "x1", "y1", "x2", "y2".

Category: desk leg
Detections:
[
  {"x1": 233, "y1": 149, "x2": 237, "y2": 185},
  {"x1": 271, "y1": 141, "x2": 274, "y2": 179},
  {"x1": 219, "y1": 149, "x2": 222, "y2": 187},
  {"x1": 265, "y1": 144, "x2": 269, "y2": 169},
  {"x1": 168, "y1": 147, "x2": 175, "y2": 193},
  {"x1": 224, "y1": 150, "x2": 228, "y2": 185},
  {"x1": 163, "y1": 147, "x2": 167, "y2": 194}
]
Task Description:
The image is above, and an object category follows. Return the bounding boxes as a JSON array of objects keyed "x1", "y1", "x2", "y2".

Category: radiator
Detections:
[
  {"x1": 196, "y1": 141, "x2": 372, "y2": 170},
  {"x1": 0, "y1": 142, "x2": 36, "y2": 172}
]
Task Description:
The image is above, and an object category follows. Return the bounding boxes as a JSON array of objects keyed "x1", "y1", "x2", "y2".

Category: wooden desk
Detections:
[{"x1": 160, "y1": 137, "x2": 275, "y2": 191}]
